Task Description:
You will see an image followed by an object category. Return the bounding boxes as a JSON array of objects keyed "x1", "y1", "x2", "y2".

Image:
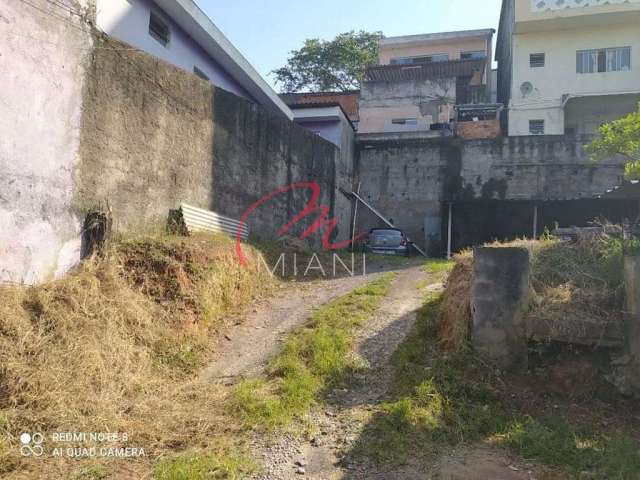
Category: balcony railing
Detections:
[{"x1": 463, "y1": 85, "x2": 489, "y2": 105}]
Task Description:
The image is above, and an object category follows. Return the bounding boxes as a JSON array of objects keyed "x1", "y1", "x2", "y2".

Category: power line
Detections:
[
  {"x1": 16, "y1": 0, "x2": 88, "y2": 33},
  {"x1": 4, "y1": 29, "x2": 146, "y2": 52}
]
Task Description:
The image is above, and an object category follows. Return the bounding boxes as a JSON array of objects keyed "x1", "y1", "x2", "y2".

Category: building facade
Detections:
[
  {"x1": 497, "y1": 0, "x2": 640, "y2": 136},
  {"x1": 358, "y1": 29, "x2": 495, "y2": 135},
  {"x1": 96, "y1": 0, "x2": 292, "y2": 119}
]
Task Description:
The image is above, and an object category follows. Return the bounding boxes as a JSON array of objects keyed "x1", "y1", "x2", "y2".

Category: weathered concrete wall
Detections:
[
  {"x1": 624, "y1": 256, "x2": 640, "y2": 360},
  {"x1": 471, "y1": 247, "x2": 530, "y2": 371},
  {"x1": 77, "y1": 34, "x2": 344, "y2": 243},
  {"x1": 0, "y1": 0, "x2": 92, "y2": 284},
  {"x1": 210, "y1": 89, "x2": 343, "y2": 243},
  {"x1": 76, "y1": 34, "x2": 216, "y2": 232},
  {"x1": 355, "y1": 134, "x2": 625, "y2": 252},
  {"x1": 609, "y1": 255, "x2": 640, "y2": 397},
  {"x1": 457, "y1": 136, "x2": 624, "y2": 201},
  {"x1": 334, "y1": 118, "x2": 356, "y2": 243},
  {"x1": 354, "y1": 137, "x2": 447, "y2": 254},
  {"x1": 2, "y1": 19, "x2": 346, "y2": 284}
]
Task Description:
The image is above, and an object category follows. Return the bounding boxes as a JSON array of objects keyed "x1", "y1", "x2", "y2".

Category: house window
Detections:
[
  {"x1": 193, "y1": 66, "x2": 209, "y2": 81},
  {"x1": 149, "y1": 11, "x2": 170, "y2": 47},
  {"x1": 529, "y1": 119, "x2": 545, "y2": 135},
  {"x1": 529, "y1": 53, "x2": 545, "y2": 68},
  {"x1": 390, "y1": 53, "x2": 449, "y2": 65},
  {"x1": 461, "y1": 51, "x2": 486, "y2": 60},
  {"x1": 577, "y1": 47, "x2": 630, "y2": 73},
  {"x1": 391, "y1": 118, "x2": 418, "y2": 125}
]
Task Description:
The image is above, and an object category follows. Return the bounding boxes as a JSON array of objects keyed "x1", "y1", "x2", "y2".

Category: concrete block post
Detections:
[
  {"x1": 471, "y1": 247, "x2": 530, "y2": 371},
  {"x1": 624, "y1": 256, "x2": 640, "y2": 359}
]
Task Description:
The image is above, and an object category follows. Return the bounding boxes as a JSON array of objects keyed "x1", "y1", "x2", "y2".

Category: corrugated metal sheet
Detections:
[
  {"x1": 365, "y1": 59, "x2": 486, "y2": 82},
  {"x1": 179, "y1": 203, "x2": 249, "y2": 240}
]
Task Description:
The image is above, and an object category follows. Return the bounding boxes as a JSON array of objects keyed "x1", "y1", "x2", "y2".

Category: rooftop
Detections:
[
  {"x1": 153, "y1": 0, "x2": 292, "y2": 119},
  {"x1": 365, "y1": 58, "x2": 486, "y2": 82},
  {"x1": 280, "y1": 91, "x2": 360, "y2": 122},
  {"x1": 379, "y1": 29, "x2": 495, "y2": 48}
]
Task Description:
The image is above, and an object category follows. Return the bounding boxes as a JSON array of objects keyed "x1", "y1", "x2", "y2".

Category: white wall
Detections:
[
  {"x1": 96, "y1": 0, "x2": 253, "y2": 100},
  {"x1": 0, "y1": 0, "x2": 92, "y2": 284},
  {"x1": 509, "y1": 23, "x2": 640, "y2": 135}
]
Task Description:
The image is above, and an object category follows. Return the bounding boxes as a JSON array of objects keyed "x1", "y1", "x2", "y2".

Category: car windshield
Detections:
[{"x1": 369, "y1": 230, "x2": 403, "y2": 245}]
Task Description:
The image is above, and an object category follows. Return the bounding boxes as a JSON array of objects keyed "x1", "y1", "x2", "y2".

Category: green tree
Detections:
[
  {"x1": 586, "y1": 104, "x2": 640, "y2": 179},
  {"x1": 272, "y1": 30, "x2": 383, "y2": 93}
]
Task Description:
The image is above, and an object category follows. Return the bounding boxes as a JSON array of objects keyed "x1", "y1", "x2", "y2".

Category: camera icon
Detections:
[{"x1": 19, "y1": 432, "x2": 44, "y2": 457}]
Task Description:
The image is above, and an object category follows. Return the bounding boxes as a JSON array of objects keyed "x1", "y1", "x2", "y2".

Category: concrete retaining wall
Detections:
[{"x1": 355, "y1": 134, "x2": 626, "y2": 252}]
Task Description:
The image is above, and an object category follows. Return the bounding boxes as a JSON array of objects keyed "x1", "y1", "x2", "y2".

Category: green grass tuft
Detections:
[
  {"x1": 423, "y1": 259, "x2": 454, "y2": 275},
  {"x1": 72, "y1": 465, "x2": 111, "y2": 480},
  {"x1": 502, "y1": 416, "x2": 640, "y2": 478},
  {"x1": 229, "y1": 273, "x2": 397, "y2": 429},
  {"x1": 154, "y1": 450, "x2": 256, "y2": 480}
]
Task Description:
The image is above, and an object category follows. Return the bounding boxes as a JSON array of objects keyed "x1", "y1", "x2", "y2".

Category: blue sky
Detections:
[{"x1": 197, "y1": 0, "x2": 503, "y2": 90}]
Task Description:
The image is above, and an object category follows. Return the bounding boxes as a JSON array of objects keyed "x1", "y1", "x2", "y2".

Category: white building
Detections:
[
  {"x1": 96, "y1": 0, "x2": 292, "y2": 119},
  {"x1": 497, "y1": 0, "x2": 640, "y2": 136}
]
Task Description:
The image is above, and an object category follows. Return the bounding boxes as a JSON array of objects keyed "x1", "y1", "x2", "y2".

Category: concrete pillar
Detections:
[
  {"x1": 447, "y1": 203, "x2": 453, "y2": 259},
  {"x1": 471, "y1": 247, "x2": 530, "y2": 371},
  {"x1": 624, "y1": 256, "x2": 640, "y2": 359}
]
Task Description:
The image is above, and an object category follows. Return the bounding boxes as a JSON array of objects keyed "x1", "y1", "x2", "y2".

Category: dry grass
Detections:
[
  {"x1": 0, "y1": 232, "x2": 273, "y2": 478},
  {"x1": 436, "y1": 252, "x2": 473, "y2": 353}
]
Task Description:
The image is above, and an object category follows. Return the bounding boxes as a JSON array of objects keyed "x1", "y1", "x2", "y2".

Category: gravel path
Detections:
[
  {"x1": 203, "y1": 259, "x2": 422, "y2": 384},
  {"x1": 249, "y1": 264, "x2": 430, "y2": 480}
]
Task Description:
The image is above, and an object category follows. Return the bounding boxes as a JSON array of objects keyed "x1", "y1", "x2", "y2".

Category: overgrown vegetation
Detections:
[
  {"x1": 586, "y1": 103, "x2": 640, "y2": 179},
  {"x1": 0, "y1": 232, "x2": 272, "y2": 479},
  {"x1": 229, "y1": 273, "x2": 397, "y2": 430},
  {"x1": 436, "y1": 235, "x2": 626, "y2": 349},
  {"x1": 350, "y1": 257, "x2": 640, "y2": 479}
]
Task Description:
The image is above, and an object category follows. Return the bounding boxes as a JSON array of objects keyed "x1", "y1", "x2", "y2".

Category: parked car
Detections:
[{"x1": 363, "y1": 228, "x2": 412, "y2": 256}]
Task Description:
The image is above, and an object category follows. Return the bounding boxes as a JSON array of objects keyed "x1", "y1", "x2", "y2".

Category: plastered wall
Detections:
[{"x1": 0, "y1": 0, "x2": 92, "y2": 284}]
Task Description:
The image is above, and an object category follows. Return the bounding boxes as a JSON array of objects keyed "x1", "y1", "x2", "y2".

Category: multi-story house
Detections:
[
  {"x1": 358, "y1": 29, "x2": 497, "y2": 135},
  {"x1": 96, "y1": 0, "x2": 292, "y2": 119},
  {"x1": 497, "y1": 0, "x2": 640, "y2": 136}
]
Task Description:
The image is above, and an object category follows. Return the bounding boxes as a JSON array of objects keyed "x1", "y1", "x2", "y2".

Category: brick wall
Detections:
[{"x1": 456, "y1": 119, "x2": 501, "y2": 140}]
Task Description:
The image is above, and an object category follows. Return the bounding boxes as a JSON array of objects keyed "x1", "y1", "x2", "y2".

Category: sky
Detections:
[{"x1": 196, "y1": 0, "x2": 503, "y2": 90}]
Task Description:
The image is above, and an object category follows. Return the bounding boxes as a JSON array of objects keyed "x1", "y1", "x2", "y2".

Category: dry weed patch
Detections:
[{"x1": 0, "y1": 233, "x2": 273, "y2": 478}]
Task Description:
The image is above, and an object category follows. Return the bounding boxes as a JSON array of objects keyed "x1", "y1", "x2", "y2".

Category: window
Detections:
[
  {"x1": 391, "y1": 118, "x2": 418, "y2": 125},
  {"x1": 461, "y1": 51, "x2": 486, "y2": 60},
  {"x1": 193, "y1": 66, "x2": 209, "y2": 81},
  {"x1": 577, "y1": 47, "x2": 630, "y2": 73},
  {"x1": 529, "y1": 53, "x2": 545, "y2": 68},
  {"x1": 529, "y1": 119, "x2": 545, "y2": 135},
  {"x1": 390, "y1": 53, "x2": 449, "y2": 65},
  {"x1": 149, "y1": 11, "x2": 170, "y2": 47}
]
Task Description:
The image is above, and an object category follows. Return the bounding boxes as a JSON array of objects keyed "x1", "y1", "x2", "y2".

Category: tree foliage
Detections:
[
  {"x1": 586, "y1": 104, "x2": 640, "y2": 178},
  {"x1": 272, "y1": 30, "x2": 383, "y2": 93}
]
